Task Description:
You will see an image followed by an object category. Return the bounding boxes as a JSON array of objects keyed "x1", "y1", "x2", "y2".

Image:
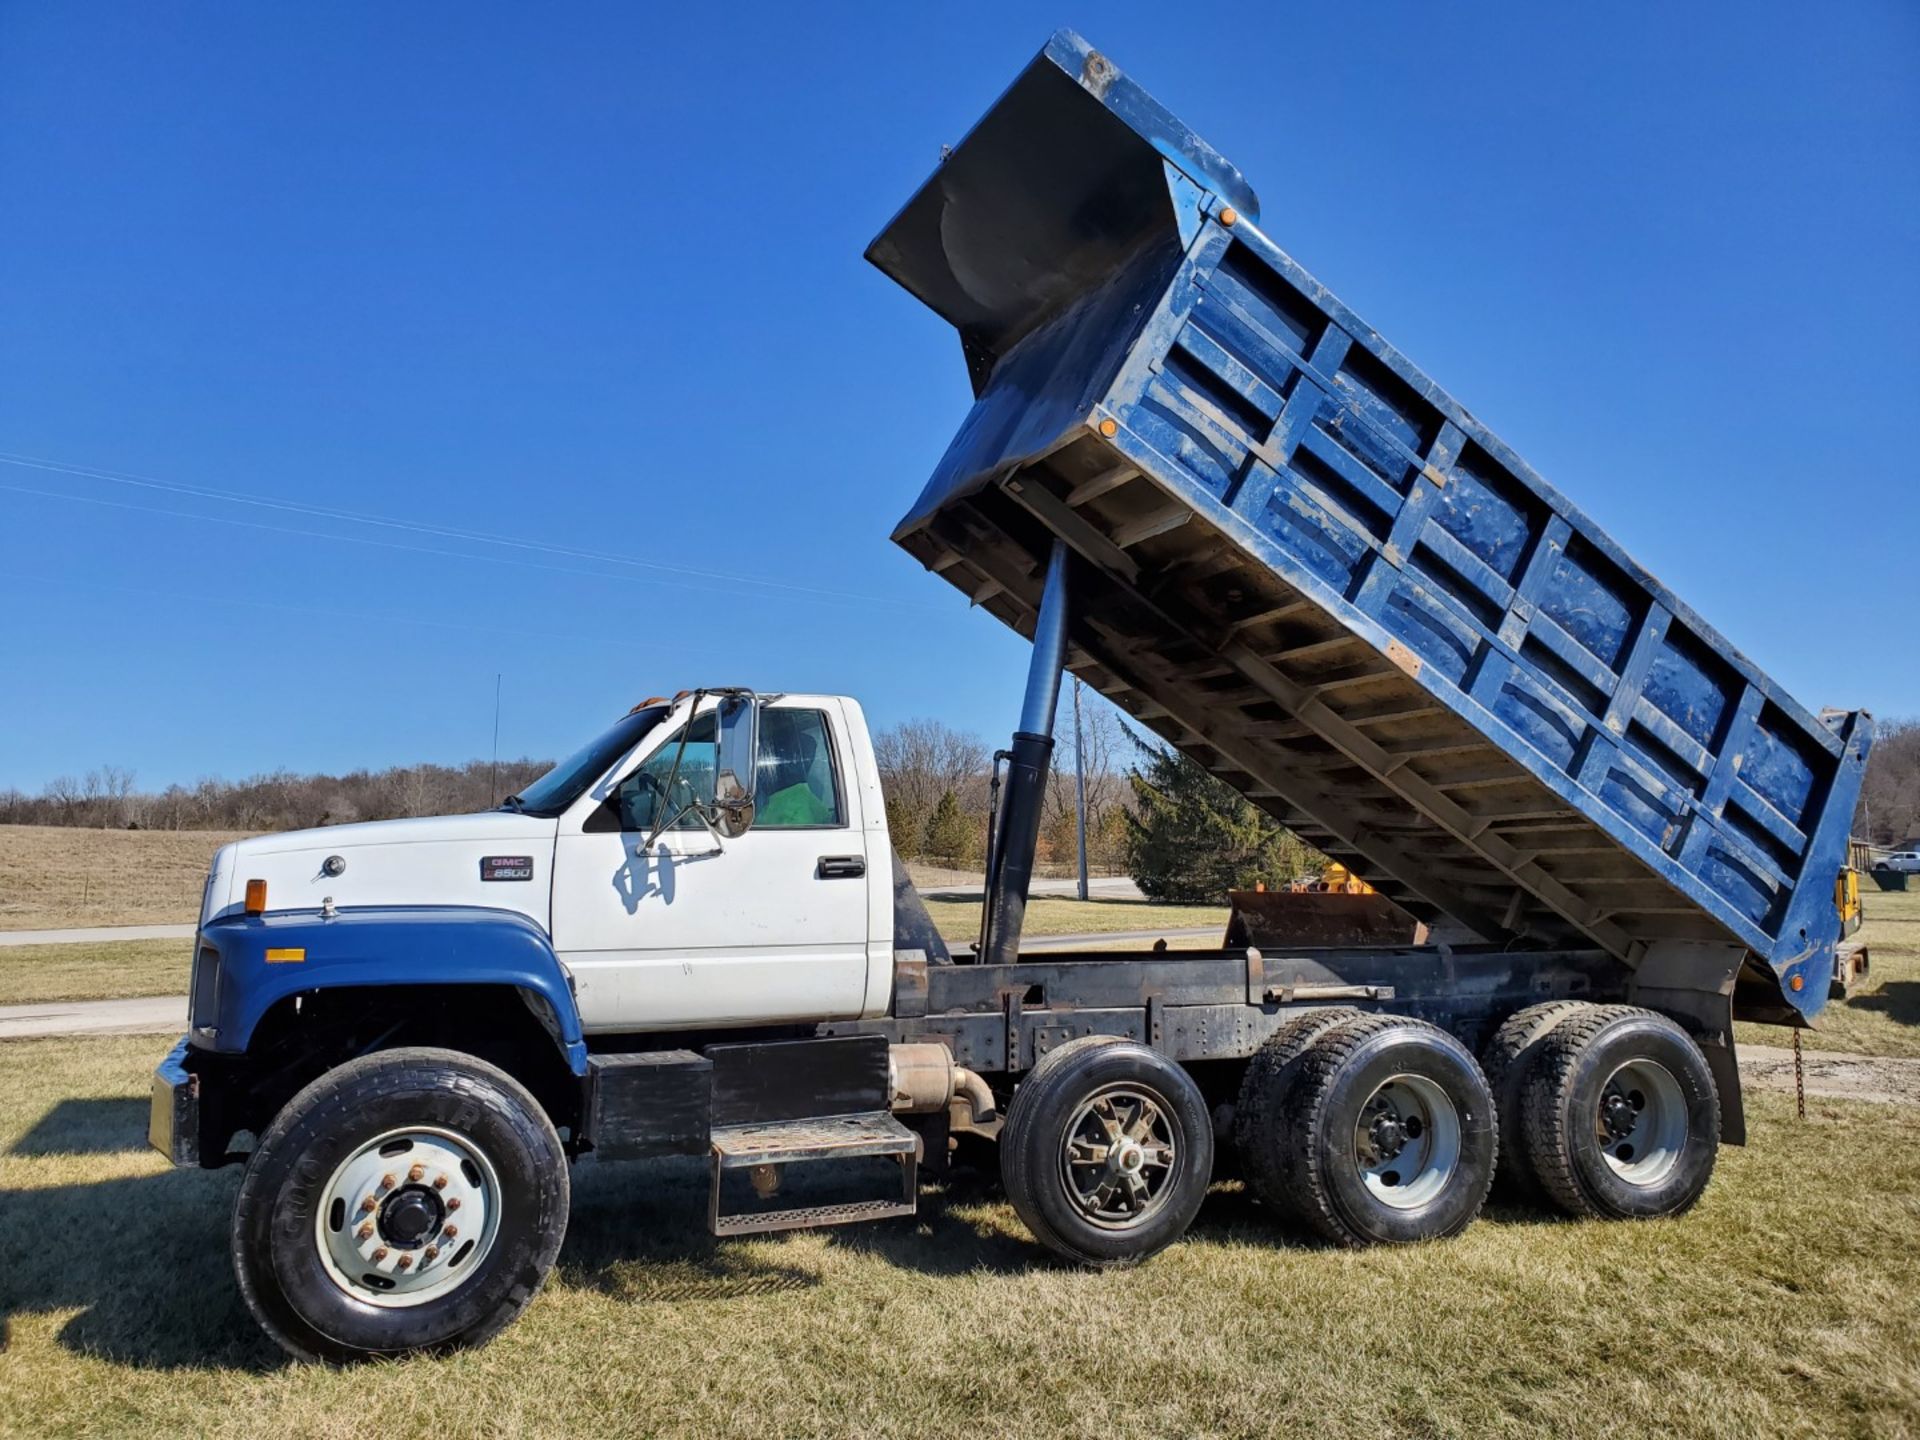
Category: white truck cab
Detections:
[{"x1": 202, "y1": 692, "x2": 900, "y2": 1033}]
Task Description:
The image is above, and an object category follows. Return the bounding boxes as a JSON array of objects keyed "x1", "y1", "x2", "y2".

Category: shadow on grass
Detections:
[
  {"x1": 3, "y1": 1122, "x2": 1575, "y2": 1371},
  {"x1": 1849, "y1": 980, "x2": 1920, "y2": 1029},
  {"x1": 0, "y1": 1166, "x2": 285, "y2": 1371},
  {"x1": 557, "y1": 1153, "x2": 1038, "y2": 1300},
  {"x1": 11, "y1": 1099, "x2": 151, "y2": 1155}
]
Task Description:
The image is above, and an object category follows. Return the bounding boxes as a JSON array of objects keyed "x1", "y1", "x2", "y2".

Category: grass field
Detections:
[
  {"x1": 0, "y1": 1035, "x2": 1915, "y2": 1439},
  {"x1": 0, "y1": 940, "x2": 191, "y2": 1007},
  {"x1": 919, "y1": 894, "x2": 1228, "y2": 941},
  {"x1": 0, "y1": 825, "x2": 245, "y2": 931},
  {"x1": 1736, "y1": 886, "x2": 1920, "y2": 1060}
]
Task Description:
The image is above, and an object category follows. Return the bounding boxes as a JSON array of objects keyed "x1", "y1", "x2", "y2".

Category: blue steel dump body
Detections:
[{"x1": 871, "y1": 31, "x2": 1871, "y2": 1023}]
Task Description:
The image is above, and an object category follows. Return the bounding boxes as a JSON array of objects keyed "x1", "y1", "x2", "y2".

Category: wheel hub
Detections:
[
  {"x1": 1060, "y1": 1085, "x2": 1179, "y2": 1229},
  {"x1": 1352, "y1": 1074, "x2": 1461, "y2": 1211},
  {"x1": 378, "y1": 1187, "x2": 444, "y2": 1247},
  {"x1": 1367, "y1": 1112, "x2": 1407, "y2": 1162},
  {"x1": 1600, "y1": 1090, "x2": 1641, "y2": 1143},
  {"x1": 315, "y1": 1127, "x2": 501, "y2": 1308},
  {"x1": 1596, "y1": 1060, "x2": 1687, "y2": 1187}
]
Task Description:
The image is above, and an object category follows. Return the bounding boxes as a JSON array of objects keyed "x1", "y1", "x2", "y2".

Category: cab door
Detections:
[{"x1": 549, "y1": 698, "x2": 872, "y2": 1032}]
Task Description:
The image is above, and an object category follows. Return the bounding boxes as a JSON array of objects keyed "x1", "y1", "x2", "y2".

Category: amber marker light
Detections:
[{"x1": 244, "y1": 879, "x2": 268, "y2": 916}]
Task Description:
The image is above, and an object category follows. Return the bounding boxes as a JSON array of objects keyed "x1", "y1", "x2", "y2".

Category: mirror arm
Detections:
[{"x1": 641, "y1": 689, "x2": 709, "y2": 850}]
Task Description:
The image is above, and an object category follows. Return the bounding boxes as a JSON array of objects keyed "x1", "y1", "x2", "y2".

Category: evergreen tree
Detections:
[
  {"x1": 1124, "y1": 741, "x2": 1318, "y2": 902},
  {"x1": 921, "y1": 788, "x2": 975, "y2": 867},
  {"x1": 884, "y1": 794, "x2": 924, "y2": 857}
]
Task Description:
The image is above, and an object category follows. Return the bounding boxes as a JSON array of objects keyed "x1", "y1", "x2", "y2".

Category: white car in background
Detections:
[{"x1": 1879, "y1": 851, "x2": 1920, "y2": 873}]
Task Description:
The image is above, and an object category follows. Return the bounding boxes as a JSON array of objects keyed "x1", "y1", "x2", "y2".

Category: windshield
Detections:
[{"x1": 506, "y1": 706, "x2": 666, "y2": 818}]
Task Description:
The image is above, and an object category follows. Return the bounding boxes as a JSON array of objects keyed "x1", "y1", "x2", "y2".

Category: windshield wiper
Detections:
[{"x1": 499, "y1": 794, "x2": 525, "y2": 812}]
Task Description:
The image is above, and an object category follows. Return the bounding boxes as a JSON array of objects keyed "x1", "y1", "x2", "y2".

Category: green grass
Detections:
[
  {"x1": 922, "y1": 895, "x2": 1228, "y2": 942},
  {"x1": 0, "y1": 940, "x2": 191, "y2": 1007},
  {"x1": 2, "y1": 1035, "x2": 1917, "y2": 1438},
  {"x1": 1737, "y1": 886, "x2": 1920, "y2": 1060}
]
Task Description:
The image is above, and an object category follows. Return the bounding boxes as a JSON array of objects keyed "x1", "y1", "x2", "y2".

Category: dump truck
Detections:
[{"x1": 149, "y1": 31, "x2": 1872, "y2": 1363}]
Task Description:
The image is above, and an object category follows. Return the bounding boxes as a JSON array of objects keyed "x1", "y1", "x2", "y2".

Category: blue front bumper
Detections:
[{"x1": 148, "y1": 1036, "x2": 199, "y2": 1167}]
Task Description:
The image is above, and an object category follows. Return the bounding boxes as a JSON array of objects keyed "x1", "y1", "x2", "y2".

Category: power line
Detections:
[
  {"x1": 0, "y1": 450, "x2": 946, "y2": 612},
  {"x1": 0, "y1": 476, "x2": 956, "y2": 616}
]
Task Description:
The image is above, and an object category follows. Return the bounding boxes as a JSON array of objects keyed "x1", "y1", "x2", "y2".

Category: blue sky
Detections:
[{"x1": 1, "y1": 3, "x2": 1914, "y2": 793}]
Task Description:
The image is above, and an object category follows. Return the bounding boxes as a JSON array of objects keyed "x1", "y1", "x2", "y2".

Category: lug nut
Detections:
[
  {"x1": 446, "y1": 1198, "x2": 461, "y2": 1212},
  {"x1": 372, "y1": 1247, "x2": 390, "y2": 1262},
  {"x1": 359, "y1": 1195, "x2": 378, "y2": 1213},
  {"x1": 408, "y1": 1163, "x2": 425, "y2": 1183},
  {"x1": 380, "y1": 1173, "x2": 396, "y2": 1190},
  {"x1": 432, "y1": 1173, "x2": 448, "y2": 1190},
  {"x1": 442, "y1": 1225, "x2": 458, "y2": 1240},
  {"x1": 424, "y1": 1244, "x2": 440, "y2": 1261},
  {"x1": 396, "y1": 1255, "x2": 413, "y2": 1270},
  {"x1": 356, "y1": 1223, "x2": 374, "y2": 1242}
]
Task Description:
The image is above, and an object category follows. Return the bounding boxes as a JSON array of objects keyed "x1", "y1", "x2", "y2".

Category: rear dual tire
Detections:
[
  {"x1": 1237, "y1": 1014, "x2": 1498, "y2": 1246},
  {"x1": 1514, "y1": 1006, "x2": 1720, "y2": 1220}
]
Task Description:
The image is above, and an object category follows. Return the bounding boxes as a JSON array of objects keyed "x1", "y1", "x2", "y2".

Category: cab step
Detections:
[{"x1": 707, "y1": 1111, "x2": 918, "y2": 1237}]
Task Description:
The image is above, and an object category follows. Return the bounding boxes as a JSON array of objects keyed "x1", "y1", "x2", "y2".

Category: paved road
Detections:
[
  {"x1": 0, "y1": 995, "x2": 186, "y2": 1039},
  {"x1": 0, "y1": 923, "x2": 196, "y2": 948}
]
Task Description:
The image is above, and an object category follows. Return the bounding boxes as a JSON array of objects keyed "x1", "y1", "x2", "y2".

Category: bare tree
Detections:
[
  {"x1": 1857, "y1": 716, "x2": 1920, "y2": 848},
  {"x1": 873, "y1": 719, "x2": 990, "y2": 857}
]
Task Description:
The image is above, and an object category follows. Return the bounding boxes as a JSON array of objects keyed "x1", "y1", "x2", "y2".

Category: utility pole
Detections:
[
  {"x1": 489, "y1": 673, "x2": 503, "y2": 806},
  {"x1": 1073, "y1": 675, "x2": 1089, "y2": 901}
]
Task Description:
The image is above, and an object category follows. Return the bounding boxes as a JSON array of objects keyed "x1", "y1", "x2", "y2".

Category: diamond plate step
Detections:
[{"x1": 707, "y1": 1111, "x2": 918, "y2": 1237}]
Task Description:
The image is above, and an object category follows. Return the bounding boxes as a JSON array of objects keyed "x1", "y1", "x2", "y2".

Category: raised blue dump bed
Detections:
[{"x1": 872, "y1": 31, "x2": 1871, "y2": 1022}]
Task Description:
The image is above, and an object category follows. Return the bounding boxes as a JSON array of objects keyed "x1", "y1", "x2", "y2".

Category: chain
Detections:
[{"x1": 1792, "y1": 1027, "x2": 1806, "y2": 1121}]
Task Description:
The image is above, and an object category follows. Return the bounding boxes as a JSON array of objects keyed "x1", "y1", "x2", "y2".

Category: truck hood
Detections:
[{"x1": 207, "y1": 812, "x2": 560, "y2": 930}]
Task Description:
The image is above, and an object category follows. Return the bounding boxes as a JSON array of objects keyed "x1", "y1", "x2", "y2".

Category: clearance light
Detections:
[{"x1": 244, "y1": 879, "x2": 268, "y2": 916}]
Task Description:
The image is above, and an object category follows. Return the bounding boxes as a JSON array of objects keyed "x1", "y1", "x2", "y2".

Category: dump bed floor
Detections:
[{"x1": 873, "y1": 31, "x2": 1870, "y2": 1021}]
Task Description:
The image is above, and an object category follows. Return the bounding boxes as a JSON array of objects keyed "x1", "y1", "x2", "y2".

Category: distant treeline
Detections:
[
  {"x1": 0, "y1": 760, "x2": 554, "y2": 833},
  {"x1": 9, "y1": 712, "x2": 1916, "y2": 865}
]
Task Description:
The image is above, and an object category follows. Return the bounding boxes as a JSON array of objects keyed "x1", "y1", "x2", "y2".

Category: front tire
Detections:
[
  {"x1": 232, "y1": 1047, "x2": 570, "y2": 1362},
  {"x1": 1000, "y1": 1037, "x2": 1213, "y2": 1267}
]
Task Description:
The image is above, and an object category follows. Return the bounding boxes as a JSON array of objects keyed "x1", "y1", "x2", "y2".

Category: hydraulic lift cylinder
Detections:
[{"x1": 981, "y1": 541, "x2": 1069, "y2": 967}]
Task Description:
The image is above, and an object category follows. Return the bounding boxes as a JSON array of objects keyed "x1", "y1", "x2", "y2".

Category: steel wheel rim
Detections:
[
  {"x1": 1058, "y1": 1083, "x2": 1181, "y2": 1230},
  {"x1": 1596, "y1": 1059, "x2": 1687, "y2": 1187},
  {"x1": 1353, "y1": 1073, "x2": 1461, "y2": 1210},
  {"x1": 314, "y1": 1125, "x2": 503, "y2": 1308}
]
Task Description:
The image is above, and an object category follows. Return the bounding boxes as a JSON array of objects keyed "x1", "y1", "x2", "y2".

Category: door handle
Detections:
[{"x1": 816, "y1": 854, "x2": 866, "y2": 879}]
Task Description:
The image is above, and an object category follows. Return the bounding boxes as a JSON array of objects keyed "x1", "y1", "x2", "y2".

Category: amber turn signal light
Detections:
[{"x1": 244, "y1": 879, "x2": 268, "y2": 916}]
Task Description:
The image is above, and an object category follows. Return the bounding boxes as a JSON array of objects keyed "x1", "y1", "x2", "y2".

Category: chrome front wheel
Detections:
[{"x1": 315, "y1": 1126, "x2": 503, "y2": 1307}]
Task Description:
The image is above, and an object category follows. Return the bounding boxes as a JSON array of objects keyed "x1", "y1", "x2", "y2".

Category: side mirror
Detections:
[{"x1": 709, "y1": 695, "x2": 758, "y2": 838}]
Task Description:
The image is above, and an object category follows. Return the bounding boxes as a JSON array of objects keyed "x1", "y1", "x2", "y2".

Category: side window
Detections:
[
  {"x1": 753, "y1": 709, "x2": 844, "y2": 829},
  {"x1": 607, "y1": 713, "x2": 716, "y2": 833}
]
